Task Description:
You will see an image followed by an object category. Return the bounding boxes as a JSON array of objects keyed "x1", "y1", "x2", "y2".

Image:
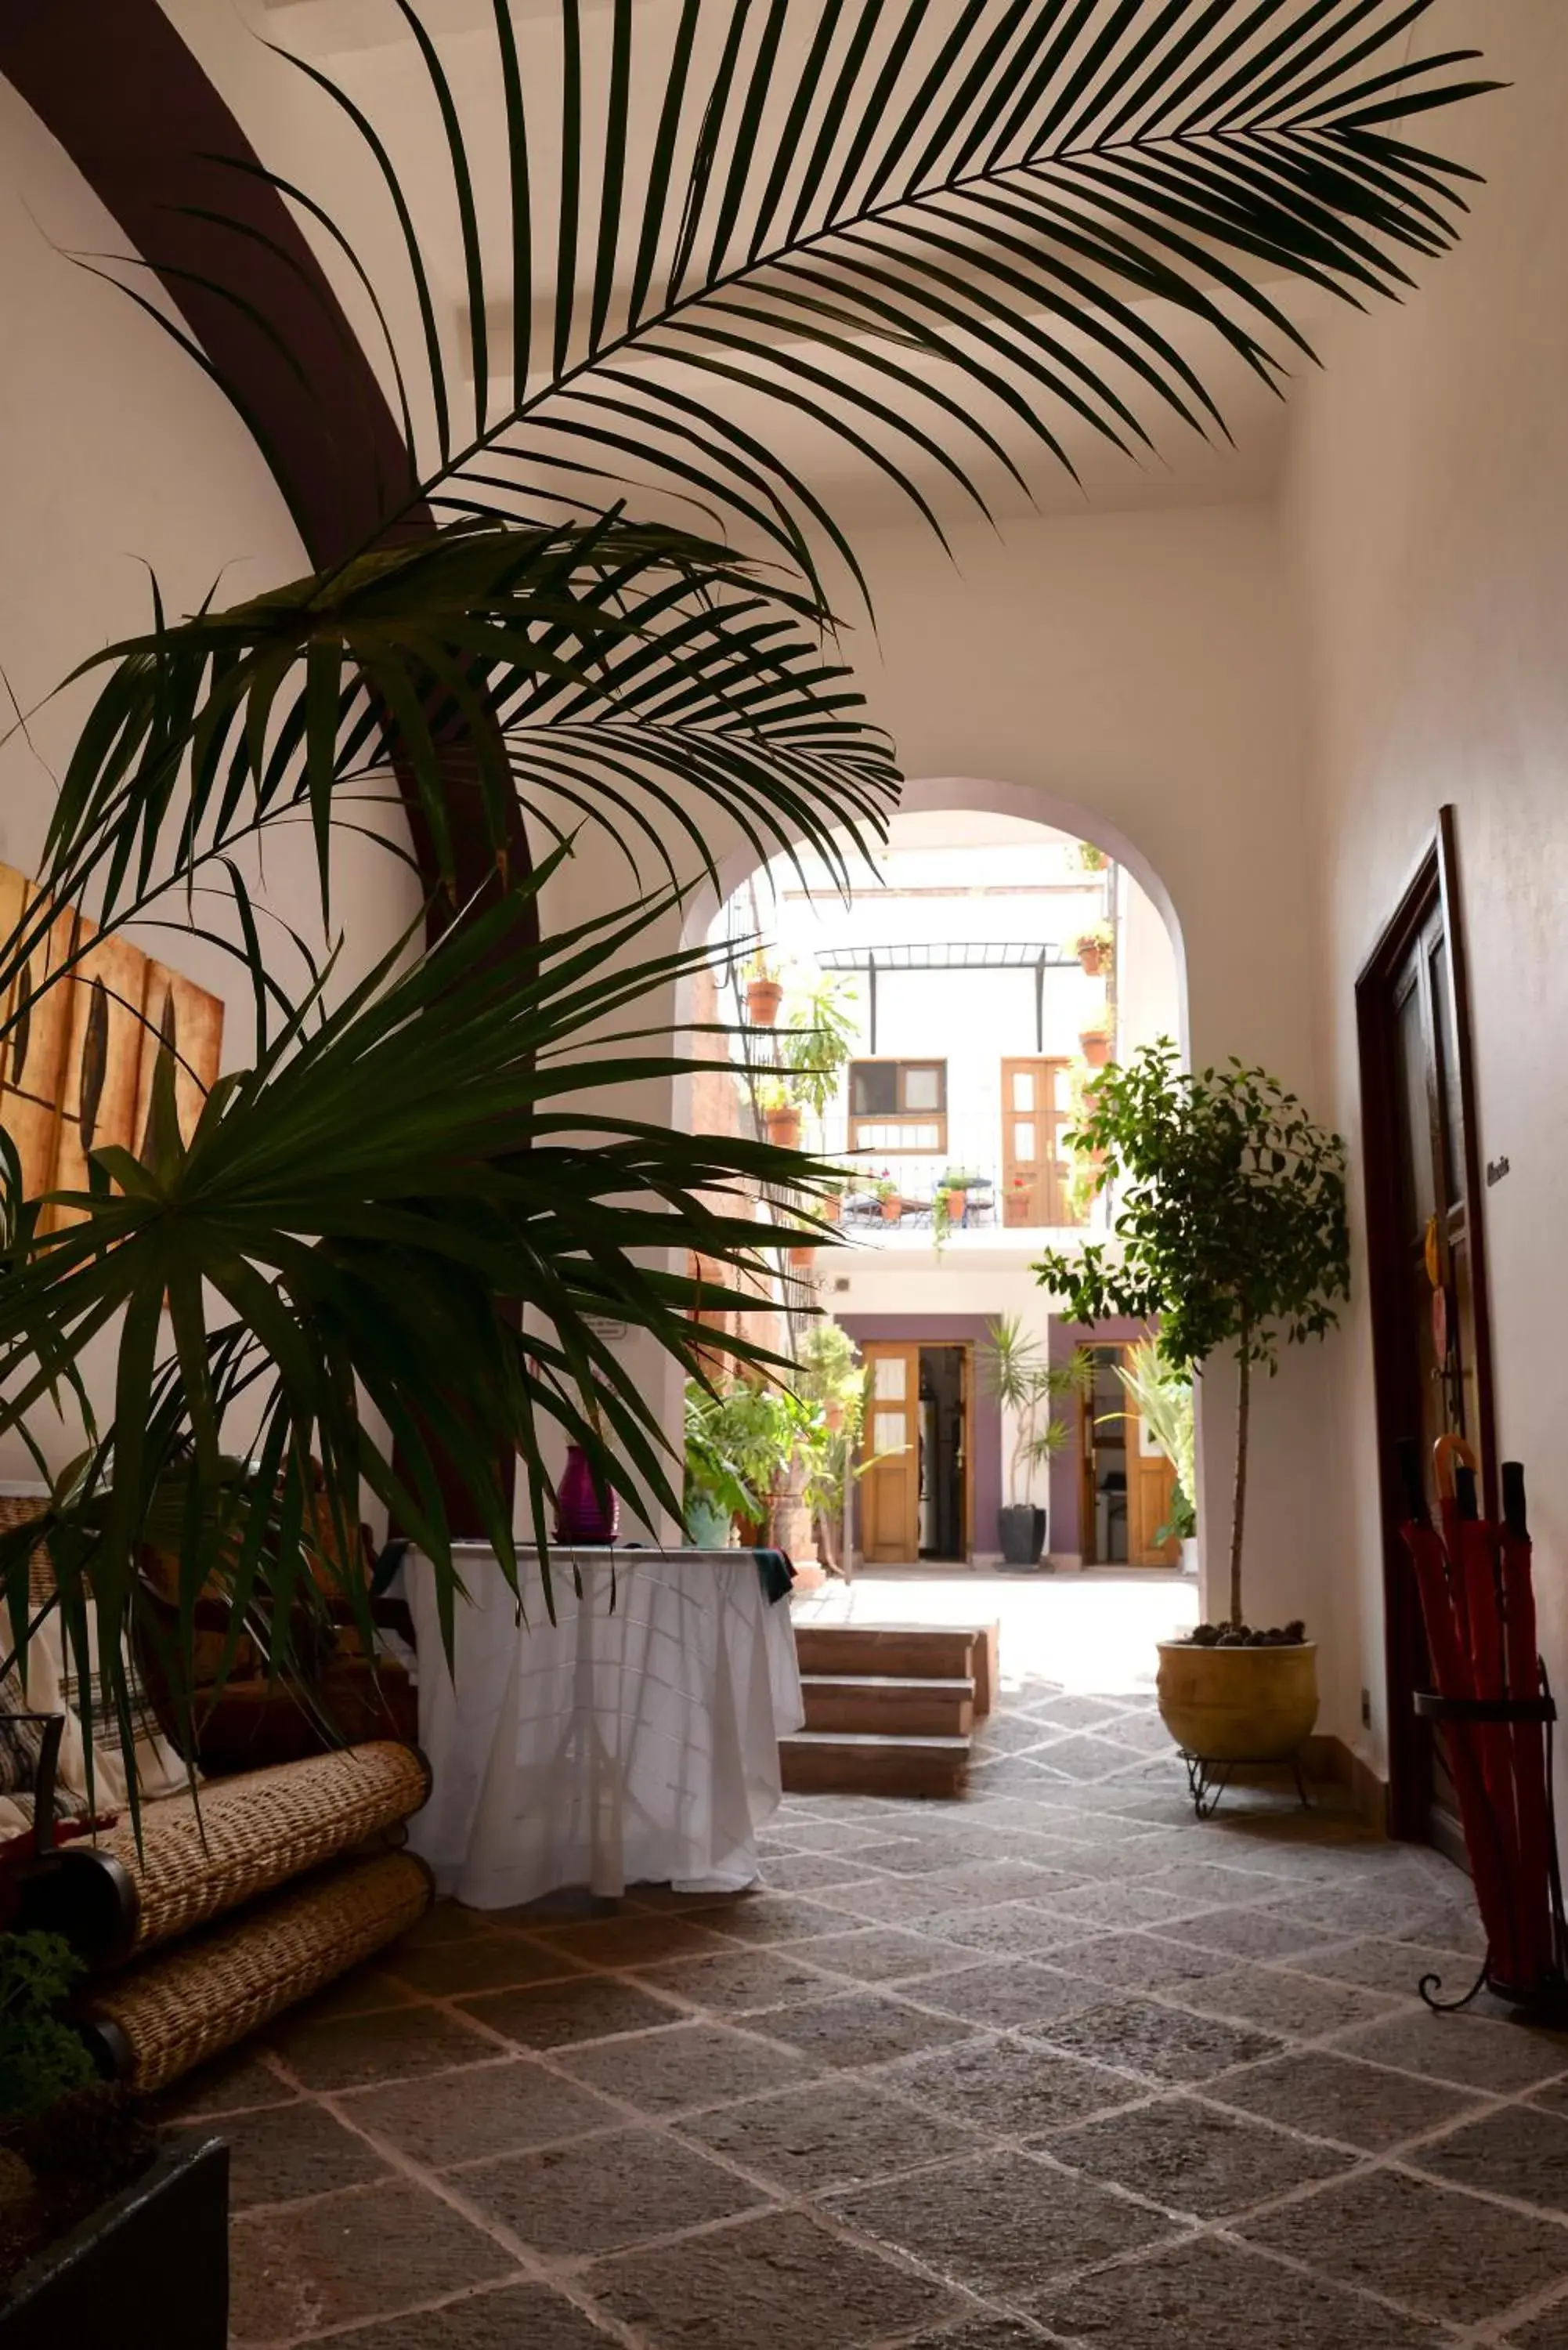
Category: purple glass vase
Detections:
[{"x1": 555, "y1": 1443, "x2": 620, "y2": 1543}]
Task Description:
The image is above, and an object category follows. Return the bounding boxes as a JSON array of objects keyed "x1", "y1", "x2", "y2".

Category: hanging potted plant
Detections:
[
  {"x1": 1035, "y1": 1044, "x2": 1349, "y2": 1766},
  {"x1": 1074, "y1": 923, "x2": 1114, "y2": 978},
  {"x1": 744, "y1": 954, "x2": 783, "y2": 1029},
  {"x1": 979, "y1": 1317, "x2": 1090, "y2": 1569},
  {"x1": 0, "y1": 1930, "x2": 229, "y2": 2346},
  {"x1": 758, "y1": 1079, "x2": 802, "y2": 1152},
  {"x1": 1079, "y1": 1010, "x2": 1114, "y2": 1069}
]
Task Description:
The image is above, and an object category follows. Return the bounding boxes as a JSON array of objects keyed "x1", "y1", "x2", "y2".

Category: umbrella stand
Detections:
[
  {"x1": 1398, "y1": 1441, "x2": 1568, "y2": 2020},
  {"x1": 1411, "y1": 1679, "x2": 1566, "y2": 2015}
]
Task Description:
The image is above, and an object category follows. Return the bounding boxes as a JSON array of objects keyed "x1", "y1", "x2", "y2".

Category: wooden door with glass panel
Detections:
[
  {"x1": 1125, "y1": 1350, "x2": 1180, "y2": 1567},
  {"x1": 1001, "y1": 1058, "x2": 1069, "y2": 1226},
  {"x1": 859, "y1": 1342, "x2": 920, "y2": 1563}
]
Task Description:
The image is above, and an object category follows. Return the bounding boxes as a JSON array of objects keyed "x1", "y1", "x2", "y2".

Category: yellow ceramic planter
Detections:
[{"x1": 1156, "y1": 1640, "x2": 1318, "y2": 1762}]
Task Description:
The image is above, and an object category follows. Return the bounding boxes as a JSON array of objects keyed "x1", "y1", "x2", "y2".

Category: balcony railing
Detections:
[{"x1": 835, "y1": 1155, "x2": 1093, "y2": 1240}]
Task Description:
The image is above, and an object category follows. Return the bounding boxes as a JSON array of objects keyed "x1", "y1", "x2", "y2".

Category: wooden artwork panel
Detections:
[{"x1": 0, "y1": 865, "x2": 225, "y2": 1224}]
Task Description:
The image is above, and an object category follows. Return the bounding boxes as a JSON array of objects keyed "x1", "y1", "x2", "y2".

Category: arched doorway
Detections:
[{"x1": 670, "y1": 783, "x2": 1193, "y2": 1589}]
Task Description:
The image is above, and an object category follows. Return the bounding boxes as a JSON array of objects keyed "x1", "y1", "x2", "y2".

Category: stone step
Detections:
[
  {"x1": 793, "y1": 1621, "x2": 997, "y2": 1715},
  {"x1": 779, "y1": 1730, "x2": 970, "y2": 1800},
  {"x1": 800, "y1": 1672, "x2": 974, "y2": 1740}
]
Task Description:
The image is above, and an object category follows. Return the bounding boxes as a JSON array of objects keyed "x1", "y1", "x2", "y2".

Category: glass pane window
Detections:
[
  {"x1": 904, "y1": 1065, "x2": 941, "y2": 1112},
  {"x1": 873, "y1": 1411, "x2": 909, "y2": 1455},
  {"x1": 1012, "y1": 1072, "x2": 1035, "y2": 1112},
  {"x1": 873, "y1": 1356, "x2": 907, "y2": 1401},
  {"x1": 1013, "y1": 1122, "x2": 1036, "y2": 1161},
  {"x1": 850, "y1": 1062, "x2": 898, "y2": 1115}
]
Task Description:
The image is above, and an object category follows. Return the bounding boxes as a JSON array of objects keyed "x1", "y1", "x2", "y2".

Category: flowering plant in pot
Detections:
[
  {"x1": 979, "y1": 1318, "x2": 1090, "y2": 1569},
  {"x1": 1075, "y1": 923, "x2": 1114, "y2": 978},
  {"x1": 1035, "y1": 1043, "x2": 1349, "y2": 1763}
]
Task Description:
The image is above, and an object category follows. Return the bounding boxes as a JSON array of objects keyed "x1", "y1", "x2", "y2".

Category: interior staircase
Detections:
[{"x1": 781, "y1": 1622, "x2": 997, "y2": 1799}]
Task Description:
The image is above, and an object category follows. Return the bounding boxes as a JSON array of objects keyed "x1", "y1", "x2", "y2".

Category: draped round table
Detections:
[{"x1": 405, "y1": 1545, "x2": 804, "y2": 1909}]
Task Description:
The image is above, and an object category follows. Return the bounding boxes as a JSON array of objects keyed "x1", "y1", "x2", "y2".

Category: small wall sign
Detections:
[{"x1": 1486, "y1": 1155, "x2": 1510, "y2": 1188}]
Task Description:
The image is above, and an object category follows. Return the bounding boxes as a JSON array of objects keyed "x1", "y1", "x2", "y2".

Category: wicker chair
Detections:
[{"x1": 0, "y1": 1500, "x2": 433, "y2": 2094}]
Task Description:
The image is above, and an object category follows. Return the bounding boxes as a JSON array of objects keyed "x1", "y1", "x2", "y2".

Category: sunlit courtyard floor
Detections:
[
  {"x1": 164, "y1": 1569, "x2": 1568, "y2": 2350},
  {"x1": 793, "y1": 1564, "x2": 1198, "y2": 1697}
]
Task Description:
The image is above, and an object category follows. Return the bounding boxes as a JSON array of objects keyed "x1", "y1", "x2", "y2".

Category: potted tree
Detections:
[
  {"x1": 1035, "y1": 1044, "x2": 1349, "y2": 1762},
  {"x1": 1079, "y1": 1010, "x2": 1114, "y2": 1069},
  {"x1": 1074, "y1": 924, "x2": 1114, "y2": 978},
  {"x1": 0, "y1": 1930, "x2": 228, "y2": 2346},
  {"x1": 980, "y1": 1317, "x2": 1090, "y2": 1569}
]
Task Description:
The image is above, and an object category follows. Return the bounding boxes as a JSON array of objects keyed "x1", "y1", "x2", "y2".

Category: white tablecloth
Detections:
[{"x1": 406, "y1": 1545, "x2": 804, "y2": 1909}]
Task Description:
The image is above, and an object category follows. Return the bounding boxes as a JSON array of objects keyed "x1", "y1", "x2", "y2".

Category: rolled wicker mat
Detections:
[
  {"x1": 64, "y1": 1739, "x2": 432, "y2": 1964},
  {"x1": 82, "y1": 1849, "x2": 433, "y2": 2095}
]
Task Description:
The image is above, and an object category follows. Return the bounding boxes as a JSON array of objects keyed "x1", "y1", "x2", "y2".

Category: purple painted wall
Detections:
[
  {"x1": 839, "y1": 1315, "x2": 1003, "y2": 1556},
  {"x1": 1048, "y1": 1317, "x2": 1156, "y2": 1554}
]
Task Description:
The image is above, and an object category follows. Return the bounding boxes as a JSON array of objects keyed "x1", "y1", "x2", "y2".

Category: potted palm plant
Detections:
[
  {"x1": 1110, "y1": 1338, "x2": 1199, "y2": 1574},
  {"x1": 1035, "y1": 1044, "x2": 1350, "y2": 1762},
  {"x1": 980, "y1": 1318, "x2": 1089, "y2": 1569}
]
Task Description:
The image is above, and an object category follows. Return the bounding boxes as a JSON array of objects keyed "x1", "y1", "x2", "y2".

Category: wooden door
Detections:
[
  {"x1": 1001, "y1": 1058, "x2": 1069, "y2": 1226},
  {"x1": 1358, "y1": 809, "x2": 1494, "y2": 1851},
  {"x1": 1125, "y1": 1350, "x2": 1179, "y2": 1567},
  {"x1": 859, "y1": 1342, "x2": 920, "y2": 1563}
]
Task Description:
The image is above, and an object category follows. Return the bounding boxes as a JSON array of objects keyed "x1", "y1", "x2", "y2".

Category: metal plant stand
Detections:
[
  {"x1": 1412, "y1": 1680, "x2": 1568, "y2": 2018},
  {"x1": 1180, "y1": 1747, "x2": 1311, "y2": 1820}
]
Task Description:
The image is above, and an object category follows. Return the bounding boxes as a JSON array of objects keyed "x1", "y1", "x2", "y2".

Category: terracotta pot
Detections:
[
  {"x1": 823, "y1": 1194, "x2": 842, "y2": 1224},
  {"x1": 745, "y1": 978, "x2": 782, "y2": 1026},
  {"x1": 789, "y1": 1245, "x2": 815, "y2": 1269},
  {"x1": 764, "y1": 1105, "x2": 802, "y2": 1149},
  {"x1": 941, "y1": 1188, "x2": 966, "y2": 1226},
  {"x1": 880, "y1": 1195, "x2": 902, "y2": 1222},
  {"x1": 1155, "y1": 1639, "x2": 1319, "y2": 1762},
  {"x1": 1077, "y1": 942, "x2": 1105, "y2": 977},
  {"x1": 1080, "y1": 1029, "x2": 1111, "y2": 1069}
]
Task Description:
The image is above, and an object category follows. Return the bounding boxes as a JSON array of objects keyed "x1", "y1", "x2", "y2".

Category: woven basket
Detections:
[
  {"x1": 84, "y1": 1849, "x2": 432, "y2": 2095},
  {"x1": 91, "y1": 1739, "x2": 432, "y2": 1959}
]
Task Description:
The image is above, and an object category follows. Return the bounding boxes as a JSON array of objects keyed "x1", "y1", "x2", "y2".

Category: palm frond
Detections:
[
  {"x1": 11, "y1": 516, "x2": 896, "y2": 967},
  {"x1": 241, "y1": 0, "x2": 1494, "y2": 571},
  {"x1": 0, "y1": 876, "x2": 844, "y2": 1773}
]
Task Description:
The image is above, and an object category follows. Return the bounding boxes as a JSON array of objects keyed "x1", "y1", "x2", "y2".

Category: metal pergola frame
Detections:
[{"x1": 816, "y1": 941, "x2": 1079, "y2": 1053}]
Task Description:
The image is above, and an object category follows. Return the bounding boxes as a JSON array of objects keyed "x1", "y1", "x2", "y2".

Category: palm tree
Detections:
[{"x1": 0, "y1": 1, "x2": 1489, "y2": 1777}]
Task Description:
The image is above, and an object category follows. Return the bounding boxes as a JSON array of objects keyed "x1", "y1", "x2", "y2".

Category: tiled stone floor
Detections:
[{"x1": 169, "y1": 1672, "x2": 1568, "y2": 2349}]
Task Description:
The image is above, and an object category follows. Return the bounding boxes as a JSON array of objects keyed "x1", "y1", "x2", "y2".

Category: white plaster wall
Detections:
[
  {"x1": 844, "y1": 521, "x2": 1339, "y2": 1708},
  {"x1": 1283, "y1": 0, "x2": 1568, "y2": 1784},
  {"x1": 0, "y1": 78, "x2": 421, "y2": 1477}
]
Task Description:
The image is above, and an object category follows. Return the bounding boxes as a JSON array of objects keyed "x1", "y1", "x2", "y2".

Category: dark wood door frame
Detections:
[{"x1": 1356, "y1": 804, "x2": 1497, "y2": 1842}]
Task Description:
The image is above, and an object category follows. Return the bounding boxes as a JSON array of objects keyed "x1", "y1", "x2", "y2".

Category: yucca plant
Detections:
[{"x1": 0, "y1": 0, "x2": 1489, "y2": 1785}]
